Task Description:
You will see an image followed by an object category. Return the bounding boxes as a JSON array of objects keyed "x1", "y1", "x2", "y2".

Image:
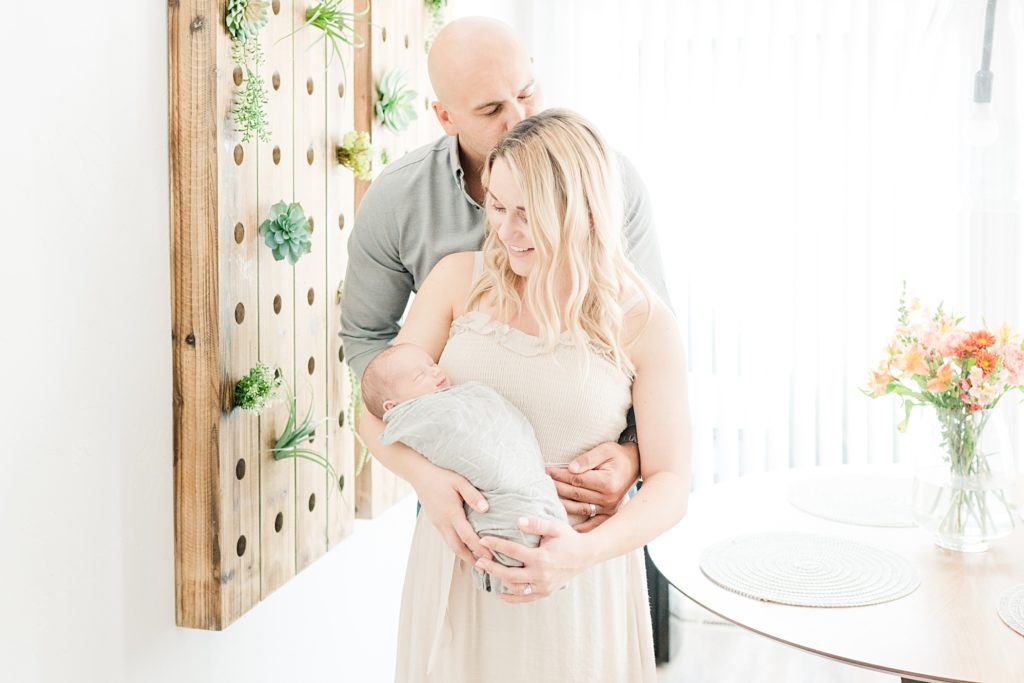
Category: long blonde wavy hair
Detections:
[{"x1": 465, "y1": 108, "x2": 652, "y2": 375}]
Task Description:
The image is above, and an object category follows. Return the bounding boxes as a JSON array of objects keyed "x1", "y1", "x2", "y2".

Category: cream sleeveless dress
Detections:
[{"x1": 393, "y1": 253, "x2": 656, "y2": 682}]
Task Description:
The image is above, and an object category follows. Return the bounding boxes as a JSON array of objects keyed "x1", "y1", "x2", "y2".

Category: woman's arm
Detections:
[
  {"x1": 474, "y1": 300, "x2": 692, "y2": 600},
  {"x1": 356, "y1": 252, "x2": 493, "y2": 565}
]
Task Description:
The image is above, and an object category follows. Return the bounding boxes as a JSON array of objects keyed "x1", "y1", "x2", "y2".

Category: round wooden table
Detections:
[{"x1": 647, "y1": 466, "x2": 1024, "y2": 683}]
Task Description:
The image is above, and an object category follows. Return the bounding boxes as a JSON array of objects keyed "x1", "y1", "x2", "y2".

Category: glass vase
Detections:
[{"x1": 911, "y1": 406, "x2": 1018, "y2": 552}]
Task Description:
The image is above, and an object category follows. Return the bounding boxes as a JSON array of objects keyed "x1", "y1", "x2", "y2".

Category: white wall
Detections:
[{"x1": 0, "y1": 3, "x2": 417, "y2": 682}]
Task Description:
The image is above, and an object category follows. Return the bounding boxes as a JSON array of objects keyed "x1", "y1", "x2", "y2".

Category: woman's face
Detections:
[{"x1": 486, "y1": 158, "x2": 535, "y2": 277}]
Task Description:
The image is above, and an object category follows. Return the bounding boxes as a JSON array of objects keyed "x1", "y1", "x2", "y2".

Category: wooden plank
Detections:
[
  {"x1": 170, "y1": 0, "x2": 226, "y2": 630},
  {"x1": 258, "y1": 0, "x2": 297, "y2": 598},
  {"x1": 350, "y1": 0, "x2": 442, "y2": 518},
  {"x1": 292, "y1": 1, "x2": 330, "y2": 573},
  {"x1": 326, "y1": 30, "x2": 356, "y2": 548},
  {"x1": 214, "y1": 0, "x2": 261, "y2": 626}
]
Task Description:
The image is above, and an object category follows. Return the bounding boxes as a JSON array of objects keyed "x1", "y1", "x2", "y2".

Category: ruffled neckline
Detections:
[{"x1": 448, "y1": 310, "x2": 633, "y2": 378}]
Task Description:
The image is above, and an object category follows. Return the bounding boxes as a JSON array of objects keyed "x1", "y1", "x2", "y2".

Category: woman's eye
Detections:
[{"x1": 493, "y1": 206, "x2": 506, "y2": 213}]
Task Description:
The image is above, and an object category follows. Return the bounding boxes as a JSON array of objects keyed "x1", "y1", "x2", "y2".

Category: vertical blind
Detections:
[{"x1": 454, "y1": 0, "x2": 1024, "y2": 489}]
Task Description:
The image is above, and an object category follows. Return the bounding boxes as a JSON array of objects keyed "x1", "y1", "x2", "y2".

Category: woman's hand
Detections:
[
  {"x1": 412, "y1": 464, "x2": 493, "y2": 566},
  {"x1": 546, "y1": 440, "x2": 640, "y2": 531},
  {"x1": 473, "y1": 517, "x2": 594, "y2": 603}
]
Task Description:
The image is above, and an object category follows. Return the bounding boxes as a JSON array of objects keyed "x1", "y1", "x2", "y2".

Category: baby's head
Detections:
[{"x1": 362, "y1": 343, "x2": 451, "y2": 419}]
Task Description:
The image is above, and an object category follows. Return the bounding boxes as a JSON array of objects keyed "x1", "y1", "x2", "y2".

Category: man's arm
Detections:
[
  {"x1": 617, "y1": 151, "x2": 671, "y2": 308},
  {"x1": 340, "y1": 178, "x2": 415, "y2": 379}
]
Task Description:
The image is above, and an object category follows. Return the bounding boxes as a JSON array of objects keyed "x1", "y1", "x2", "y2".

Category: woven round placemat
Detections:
[
  {"x1": 700, "y1": 533, "x2": 920, "y2": 607},
  {"x1": 998, "y1": 584, "x2": 1024, "y2": 638},
  {"x1": 788, "y1": 475, "x2": 915, "y2": 528}
]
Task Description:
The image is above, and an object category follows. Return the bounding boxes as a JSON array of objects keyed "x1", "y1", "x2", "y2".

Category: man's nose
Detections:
[{"x1": 502, "y1": 101, "x2": 526, "y2": 132}]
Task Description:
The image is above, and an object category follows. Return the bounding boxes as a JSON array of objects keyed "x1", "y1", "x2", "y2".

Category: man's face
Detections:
[{"x1": 436, "y1": 57, "x2": 543, "y2": 167}]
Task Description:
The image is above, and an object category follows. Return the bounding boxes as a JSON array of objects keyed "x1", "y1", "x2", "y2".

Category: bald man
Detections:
[{"x1": 342, "y1": 18, "x2": 669, "y2": 538}]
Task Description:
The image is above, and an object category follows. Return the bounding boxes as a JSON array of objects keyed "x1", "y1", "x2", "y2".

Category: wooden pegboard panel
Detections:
[
  {"x1": 349, "y1": 0, "x2": 440, "y2": 519},
  {"x1": 170, "y1": 0, "x2": 357, "y2": 630}
]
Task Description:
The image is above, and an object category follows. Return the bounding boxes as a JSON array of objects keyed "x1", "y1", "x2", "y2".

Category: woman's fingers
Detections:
[
  {"x1": 557, "y1": 496, "x2": 614, "y2": 519},
  {"x1": 549, "y1": 478, "x2": 604, "y2": 506},
  {"x1": 455, "y1": 478, "x2": 489, "y2": 513},
  {"x1": 474, "y1": 555, "x2": 530, "y2": 586},
  {"x1": 441, "y1": 527, "x2": 476, "y2": 566},
  {"x1": 478, "y1": 534, "x2": 533, "y2": 565},
  {"x1": 453, "y1": 515, "x2": 492, "y2": 562},
  {"x1": 571, "y1": 513, "x2": 611, "y2": 533}
]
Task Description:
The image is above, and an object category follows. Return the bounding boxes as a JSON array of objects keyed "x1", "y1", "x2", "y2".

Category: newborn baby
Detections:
[{"x1": 362, "y1": 342, "x2": 568, "y2": 594}]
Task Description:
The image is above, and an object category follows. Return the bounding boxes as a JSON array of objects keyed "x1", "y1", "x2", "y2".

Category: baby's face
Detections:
[{"x1": 387, "y1": 346, "x2": 451, "y2": 405}]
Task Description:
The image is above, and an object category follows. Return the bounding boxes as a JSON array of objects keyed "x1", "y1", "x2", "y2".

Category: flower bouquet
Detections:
[{"x1": 866, "y1": 287, "x2": 1023, "y2": 551}]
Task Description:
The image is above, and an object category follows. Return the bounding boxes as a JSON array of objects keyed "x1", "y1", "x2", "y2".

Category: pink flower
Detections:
[
  {"x1": 998, "y1": 345, "x2": 1024, "y2": 385},
  {"x1": 868, "y1": 367, "x2": 894, "y2": 397},
  {"x1": 937, "y1": 329, "x2": 968, "y2": 357}
]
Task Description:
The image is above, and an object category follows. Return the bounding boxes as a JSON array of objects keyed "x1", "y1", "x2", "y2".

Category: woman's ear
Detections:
[{"x1": 382, "y1": 399, "x2": 397, "y2": 413}]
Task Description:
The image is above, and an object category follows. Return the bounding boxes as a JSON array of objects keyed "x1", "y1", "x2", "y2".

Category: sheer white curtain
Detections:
[{"x1": 452, "y1": 0, "x2": 1024, "y2": 489}]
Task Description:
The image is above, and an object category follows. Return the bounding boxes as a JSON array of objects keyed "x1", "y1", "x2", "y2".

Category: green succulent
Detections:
[
  {"x1": 271, "y1": 384, "x2": 343, "y2": 492},
  {"x1": 379, "y1": 148, "x2": 390, "y2": 166},
  {"x1": 375, "y1": 70, "x2": 418, "y2": 134},
  {"x1": 226, "y1": 0, "x2": 269, "y2": 44},
  {"x1": 235, "y1": 362, "x2": 283, "y2": 413},
  {"x1": 259, "y1": 201, "x2": 312, "y2": 265},
  {"x1": 336, "y1": 130, "x2": 373, "y2": 180}
]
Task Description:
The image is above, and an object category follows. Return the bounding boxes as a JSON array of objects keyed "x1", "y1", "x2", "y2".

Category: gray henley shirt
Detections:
[{"x1": 341, "y1": 133, "x2": 669, "y2": 379}]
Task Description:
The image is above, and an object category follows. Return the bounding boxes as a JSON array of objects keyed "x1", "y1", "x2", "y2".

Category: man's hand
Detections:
[
  {"x1": 412, "y1": 465, "x2": 493, "y2": 566},
  {"x1": 547, "y1": 440, "x2": 641, "y2": 532}
]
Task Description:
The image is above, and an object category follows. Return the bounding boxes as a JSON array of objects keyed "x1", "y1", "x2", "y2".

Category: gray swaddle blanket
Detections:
[{"x1": 379, "y1": 381, "x2": 567, "y2": 594}]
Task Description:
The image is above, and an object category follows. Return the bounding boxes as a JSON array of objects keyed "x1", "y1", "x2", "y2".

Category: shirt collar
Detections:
[{"x1": 446, "y1": 134, "x2": 465, "y2": 186}]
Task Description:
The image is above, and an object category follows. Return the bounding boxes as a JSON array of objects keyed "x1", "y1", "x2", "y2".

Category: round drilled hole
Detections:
[
  {"x1": 235, "y1": 458, "x2": 246, "y2": 480},
  {"x1": 306, "y1": 77, "x2": 314, "y2": 95},
  {"x1": 307, "y1": 287, "x2": 315, "y2": 305},
  {"x1": 338, "y1": 345, "x2": 345, "y2": 363},
  {"x1": 273, "y1": 294, "x2": 282, "y2": 314},
  {"x1": 307, "y1": 356, "x2": 316, "y2": 375},
  {"x1": 306, "y1": 146, "x2": 315, "y2": 165},
  {"x1": 272, "y1": 71, "x2": 281, "y2": 91},
  {"x1": 381, "y1": 26, "x2": 387, "y2": 42},
  {"x1": 272, "y1": 0, "x2": 280, "y2": 15},
  {"x1": 274, "y1": 512, "x2": 283, "y2": 533},
  {"x1": 308, "y1": 493, "x2": 316, "y2": 512},
  {"x1": 233, "y1": 66, "x2": 243, "y2": 86},
  {"x1": 234, "y1": 303, "x2": 245, "y2": 324},
  {"x1": 272, "y1": 146, "x2": 281, "y2": 165},
  {"x1": 233, "y1": 145, "x2": 244, "y2": 165},
  {"x1": 338, "y1": 82, "x2": 345, "y2": 98},
  {"x1": 338, "y1": 474, "x2": 345, "y2": 492},
  {"x1": 338, "y1": 213, "x2": 346, "y2": 231},
  {"x1": 404, "y1": 34, "x2": 409, "y2": 49},
  {"x1": 308, "y1": 427, "x2": 316, "y2": 444},
  {"x1": 424, "y1": 97, "x2": 430, "y2": 112},
  {"x1": 307, "y1": 216, "x2": 315, "y2": 234},
  {"x1": 236, "y1": 535, "x2": 246, "y2": 557},
  {"x1": 338, "y1": 410, "x2": 345, "y2": 428},
  {"x1": 233, "y1": 222, "x2": 244, "y2": 244}
]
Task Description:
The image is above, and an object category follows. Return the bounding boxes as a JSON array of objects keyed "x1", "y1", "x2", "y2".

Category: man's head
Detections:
[
  {"x1": 362, "y1": 343, "x2": 451, "y2": 419},
  {"x1": 427, "y1": 17, "x2": 543, "y2": 170}
]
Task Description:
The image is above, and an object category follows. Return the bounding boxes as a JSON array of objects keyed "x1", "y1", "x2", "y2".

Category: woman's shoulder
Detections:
[{"x1": 422, "y1": 251, "x2": 480, "y2": 314}]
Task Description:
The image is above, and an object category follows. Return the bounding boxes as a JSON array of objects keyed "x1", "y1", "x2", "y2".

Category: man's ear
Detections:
[
  {"x1": 382, "y1": 399, "x2": 397, "y2": 413},
  {"x1": 432, "y1": 102, "x2": 458, "y2": 136}
]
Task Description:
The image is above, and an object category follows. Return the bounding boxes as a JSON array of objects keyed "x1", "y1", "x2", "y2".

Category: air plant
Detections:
[
  {"x1": 336, "y1": 130, "x2": 373, "y2": 180},
  {"x1": 272, "y1": 385, "x2": 344, "y2": 493},
  {"x1": 234, "y1": 362, "x2": 283, "y2": 413},
  {"x1": 226, "y1": 0, "x2": 270, "y2": 44},
  {"x1": 259, "y1": 201, "x2": 312, "y2": 264},
  {"x1": 379, "y1": 147, "x2": 390, "y2": 166},
  {"x1": 375, "y1": 69, "x2": 418, "y2": 134},
  {"x1": 231, "y1": 41, "x2": 271, "y2": 143},
  {"x1": 279, "y1": 0, "x2": 367, "y2": 70}
]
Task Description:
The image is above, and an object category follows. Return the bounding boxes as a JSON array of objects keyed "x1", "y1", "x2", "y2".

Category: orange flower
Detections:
[
  {"x1": 927, "y1": 362, "x2": 955, "y2": 393},
  {"x1": 974, "y1": 349, "x2": 999, "y2": 376},
  {"x1": 893, "y1": 344, "x2": 929, "y2": 376},
  {"x1": 969, "y1": 330, "x2": 996, "y2": 350},
  {"x1": 869, "y1": 368, "x2": 894, "y2": 396}
]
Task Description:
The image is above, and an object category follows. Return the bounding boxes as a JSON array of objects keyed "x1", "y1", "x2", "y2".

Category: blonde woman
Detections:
[{"x1": 360, "y1": 109, "x2": 692, "y2": 682}]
